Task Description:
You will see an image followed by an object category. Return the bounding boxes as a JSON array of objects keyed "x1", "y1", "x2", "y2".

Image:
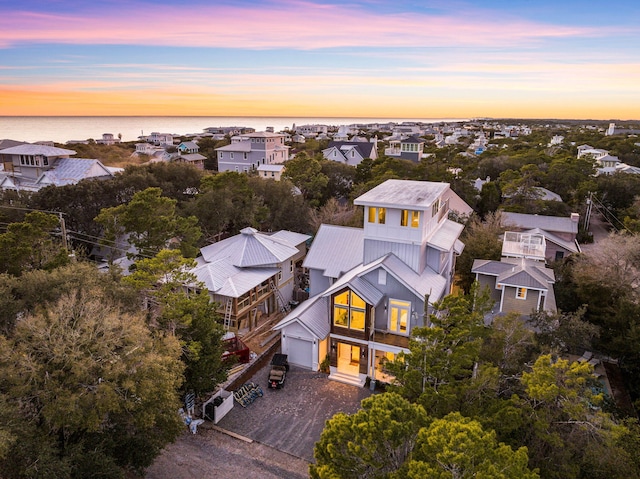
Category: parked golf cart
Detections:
[{"x1": 268, "y1": 353, "x2": 289, "y2": 389}]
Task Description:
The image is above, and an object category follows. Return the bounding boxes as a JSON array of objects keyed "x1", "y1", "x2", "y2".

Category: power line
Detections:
[{"x1": 0, "y1": 205, "x2": 67, "y2": 216}]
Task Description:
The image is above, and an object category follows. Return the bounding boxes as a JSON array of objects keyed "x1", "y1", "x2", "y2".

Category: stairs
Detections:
[{"x1": 328, "y1": 371, "x2": 366, "y2": 388}]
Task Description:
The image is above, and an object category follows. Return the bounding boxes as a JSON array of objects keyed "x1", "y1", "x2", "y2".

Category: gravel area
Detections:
[{"x1": 145, "y1": 353, "x2": 373, "y2": 478}]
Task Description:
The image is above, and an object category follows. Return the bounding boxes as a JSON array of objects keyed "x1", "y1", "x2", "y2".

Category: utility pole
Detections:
[
  {"x1": 58, "y1": 212, "x2": 68, "y2": 251},
  {"x1": 584, "y1": 192, "x2": 593, "y2": 231}
]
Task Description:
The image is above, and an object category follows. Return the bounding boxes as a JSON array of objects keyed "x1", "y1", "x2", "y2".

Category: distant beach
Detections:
[{"x1": 0, "y1": 116, "x2": 468, "y2": 144}]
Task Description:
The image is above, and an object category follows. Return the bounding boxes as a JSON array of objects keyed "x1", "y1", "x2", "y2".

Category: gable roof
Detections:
[
  {"x1": 215, "y1": 142, "x2": 252, "y2": 152},
  {"x1": 325, "y1": 141, "x2": 376, "y2": 159},
  {"x1": 273, "y1": 294, "x2": 330, "y2": 339},
  {"x1": 402, "y1": 135, "x2": 424, "y2": 144},
  {"x1": 303, "y1": 224, "x2": 364, "y2": 278},
  {"x1": 521, "y1": 227, "x2": 580, "y2": 254},
  {"x1": 34, "y1": 158, "x2": 113, "y2": 186},
  {"x1": 472, "y1": 257, "x2": 555, "y2": 291},
  {"x1": 501, "y1": 212, "x2": 578, "y2": 235},
  {"x1": 323, "y1": 253, "x2": 447, "y2": 306},
  {"x1": 190, "y1": 256, "x2": 278, "y2": 298},
  {"x1": 0, "y1": 139, "x2": 28, "y2": 151},
  {"x1": 200, "y1": 227, "x2": 301, "y2": 267},
  {"x1": 0, "y1": 144, "x2": 76, "y2": 156},
  {"x1": 178, "y1": 153, "x2": 206, "y2": 162}
]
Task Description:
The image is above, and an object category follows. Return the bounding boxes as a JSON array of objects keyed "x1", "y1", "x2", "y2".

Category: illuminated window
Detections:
[
  {"x1": 389, "y1": 299, "x2": 411, "y2": 335},
  {"x1": 333, "y1": 290, "x2": 367, "y2": 331},
  {"x1": 411, "y1": 210, "x2": 420, "y2": 227},
  {"x1": 516, "y1": 288, "x2": 527, "y2": 299},
  {"x1": 368, "y1": 207, "x2": 386, "y2": 224},
  {"x1": 401, "y1": 210, "x2": 420, "y2": 228}
]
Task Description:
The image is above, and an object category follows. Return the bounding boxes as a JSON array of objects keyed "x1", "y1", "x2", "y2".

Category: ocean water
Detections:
[{"x1": 0, "y1": 116, "x2": 467, "y2": 144}]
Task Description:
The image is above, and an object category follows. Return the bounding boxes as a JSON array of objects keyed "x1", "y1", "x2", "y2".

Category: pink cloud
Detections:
[{"x1": 0, "y1": 1, "x2": 598, "y2": 49}]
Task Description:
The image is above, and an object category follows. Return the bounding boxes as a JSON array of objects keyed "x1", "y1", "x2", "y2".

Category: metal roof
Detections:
[
  {"x1": 215, "y1": 142, "x2": 252, "y2": 152},
  {"x1": 190, "y1": 256, "x2": 278, "y2": 298},
  {"x1": 0, "y1": 144, "x2": 76, "y2": 156},
  {"x1": 271, "y1": 230, "x2": 311, "y2": 247},
  {"x1": 200, "y1": 227, "x2": 300, "y2": 267},
  {"x1": 273, "y1": 294, "x2": 330, "y2": 339},
  {"x1": 522, "y1": 228, "x2": 580, "y2": 254},
  {"x1": 428, "y1": 219, "x2": 465, "y2": 252},
  {"x1": 502, "y1": 212, "x2": 578, "y2": 235},
  {"x1": 276, "y1": 297, "x2": 327, "y2": 338},
  {"x1": 473, "y1": 258, "x2": 555, "y2": 291},
  {"x1": 257, "y1": 164, "x2": 284, "y2": 172},
  {"x1": 303, "y1": 224, "x2": 364, "y2": 278},
  {"x1": 322, "y1": 253, "x2": 447, "y2": 305},
  {"x1": 354, "y1": 179, "x2": 449, "y2": 209},
  {"x1": 35, "y1": 158, "x2": 113, "y2": 186}
]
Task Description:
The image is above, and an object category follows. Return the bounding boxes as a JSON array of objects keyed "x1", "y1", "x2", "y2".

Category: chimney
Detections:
[{"x1": 570, "y1": 213, "x2": 580, "y2": 223}]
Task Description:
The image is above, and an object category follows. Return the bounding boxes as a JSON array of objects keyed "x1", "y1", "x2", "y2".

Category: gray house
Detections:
[
  {"x1": 472, "y1": 230, "x2": 557, "y2": 317},
  {"x1": 322, "y1": 140, "x2": 378, "y2": 166},
  {"x1": 274, "y1": 179, "x2": 472, "y2": 386},
  {"x1": 501, "y1": 212, "x2": 581, "y2": 262},
  {"x1": 385, "y1": 136, "x2": 424, "y2": 162},
  {"x1": 216, "y1": 131, "x2": 289, "y2": 173},
  {"x1": 0, "y1": 144, "x2": 114, "y2": 192}
]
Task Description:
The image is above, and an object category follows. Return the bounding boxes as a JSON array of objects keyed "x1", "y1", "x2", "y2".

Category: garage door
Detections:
[{"x1": 287, "y1": 337, "x2": 313, "y2": 369}]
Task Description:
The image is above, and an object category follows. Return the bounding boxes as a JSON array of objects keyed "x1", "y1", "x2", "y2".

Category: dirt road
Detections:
[{"x1": 145, "y1": 424, "x2": 310, "y2": 479}]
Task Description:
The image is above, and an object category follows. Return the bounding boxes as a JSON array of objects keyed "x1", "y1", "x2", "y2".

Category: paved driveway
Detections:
[{"x1": 215, "y1": 353, "x2": 373, "y2": 462}]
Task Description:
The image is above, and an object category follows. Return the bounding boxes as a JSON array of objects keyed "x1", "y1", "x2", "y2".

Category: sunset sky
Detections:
[{"x1": 1, "y1": 0, "x2": 639, "y2": 119}]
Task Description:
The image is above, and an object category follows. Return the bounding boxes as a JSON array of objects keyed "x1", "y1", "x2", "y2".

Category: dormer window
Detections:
[
  {"x1": 401, "y1": 210, "x2": 420, "y2": 228},
  {"x1": 368, "y1": 207, "x2": 386, "y2": 224}
]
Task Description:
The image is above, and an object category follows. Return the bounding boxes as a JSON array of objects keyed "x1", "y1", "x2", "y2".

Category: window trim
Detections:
[
  {"x1": 332, "y1": 289, "x2": 367, "y2": 332},
  {"x1": 516, "y1": 287, "x2": 527, "y2": 300},
  {"x1": 388, "y1": 299, "x2": 411, "y2": 335}
]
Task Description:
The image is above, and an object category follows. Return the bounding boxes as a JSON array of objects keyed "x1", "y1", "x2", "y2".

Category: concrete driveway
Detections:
[{"x1": 215, "y1": 353, "x2": 373, "y2": 463}]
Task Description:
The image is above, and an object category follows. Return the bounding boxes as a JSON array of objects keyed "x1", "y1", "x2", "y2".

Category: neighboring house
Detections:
[
  {"x1": 384, "y1": 136, "x2": 424, "y2": 162},
  {"x1": 472, "y1": 231, "x2": 557, "y2": 316},
  {"x1": 204, "y1": 126, "x2": 255, "y2": 136},
  {"x1": 274, "y1": 179, "x2": 472, "y2": 386},
  {"x1": 548, "y1": 135, "x2": 564, "y2": 146},
  {"x1": 175, "y1": 153, "x2": 206, "y2": 170},
  {"x1": 96, "y1": 133, "x2": 121, "y2": 145},
  {"x1": 189, "y1": 228, "x2": 310, "y2": 332},
  {"x1": 215, "y1": 131, "x2": 289, "y2": 173},
  {"x1": 295, "y1": 124, "x2": 328, "y2": 137},
  {"x1": 501, "y1": 212, "x2": 581, "y2": 262},
  {"x1": 257, "y1": 163, "x2": 285, "y2": 181},
  {"x1": 0, "y1": 144, "x2": 114, "y2": 192},
  {"x1": 595, "y1": 154, "x2": 621, "y2": 175},
  {"x1": 177, "y1": 141, "x2": 199, "y2": 154},
  {"x1": 321, "y1": 140, "x2": 378, "y2": 166},
  {"x1": 145, "y1": 132, "x2": 174, "y2": 146}
]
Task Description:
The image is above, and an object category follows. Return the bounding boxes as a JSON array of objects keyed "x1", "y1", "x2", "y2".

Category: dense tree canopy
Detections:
[{"x1": 0, "y1": 269, "x2": 185, "y2": 478}]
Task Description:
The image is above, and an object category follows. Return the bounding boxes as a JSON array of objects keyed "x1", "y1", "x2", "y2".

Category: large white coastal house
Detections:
[
  {"x1": 0, "y1": 144, "x2": 114, "y2": 192},
  {"x1": 274, "y1": 179, "x2": 472, "y2": 387},
  {"x1": 215, "y1": 131, "x2": 289, "y2": 173}
]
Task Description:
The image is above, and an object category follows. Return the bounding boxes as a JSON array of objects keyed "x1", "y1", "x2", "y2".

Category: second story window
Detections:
[
  {"x1": 333, "y1": 290, "x2": 366, "y2": 331},
  {"x1": 388, "y1": 299, "x2": 410, "y2": 335},
  {"x1": 368, "y1": 207, "x2": 386, "y2": 224},
  {"x1": 431, "y1": 199, "x2": 441, "y2": 217},
  {"x1": 401, "y1": 210, "x2": 420, "y2": 228}
]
